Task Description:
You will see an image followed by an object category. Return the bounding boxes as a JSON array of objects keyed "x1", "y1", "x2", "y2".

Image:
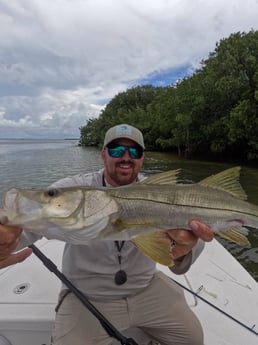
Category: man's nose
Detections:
[{"x1": 122, "y1": 149, "x2": 131, "y2": 159}]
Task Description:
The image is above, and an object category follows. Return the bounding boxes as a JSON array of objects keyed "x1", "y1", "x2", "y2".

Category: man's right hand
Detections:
[{"x1": 0, "y1": 224, "x2": 32, "y2": 269}]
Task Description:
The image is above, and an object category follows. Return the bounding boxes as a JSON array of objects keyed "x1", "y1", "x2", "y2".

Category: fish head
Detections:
[
  {"x1": 3, "y1": 186, "x2": 120, "y2": 238},
  {"x1": 3, "y1": 187, "x2": 84, "y2": 225}
]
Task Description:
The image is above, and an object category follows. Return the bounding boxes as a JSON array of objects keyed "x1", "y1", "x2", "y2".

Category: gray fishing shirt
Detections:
[{"x1": 18, "y1": 169, "x2": 205, "y2": 301}]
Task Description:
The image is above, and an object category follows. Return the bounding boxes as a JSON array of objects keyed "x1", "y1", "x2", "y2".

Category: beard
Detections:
[{"x1": 106, "y1": 160, "x2": 138, "y2": 186}]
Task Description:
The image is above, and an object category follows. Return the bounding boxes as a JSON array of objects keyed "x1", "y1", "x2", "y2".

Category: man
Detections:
[{"x1": 0, "y1": 124, "x2": 214, "y2": 345}]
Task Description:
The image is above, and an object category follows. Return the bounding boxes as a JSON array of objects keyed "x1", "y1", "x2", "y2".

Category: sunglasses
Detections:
[{"x1": 106, "y1": 145, "x2": 144, "y2": 159}]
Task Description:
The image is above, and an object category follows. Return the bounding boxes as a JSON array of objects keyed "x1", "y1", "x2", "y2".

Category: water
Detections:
[
  {"x1": 0, "y1": 139, "x2": 257, "y2": 281},
  {"x1": 0, "y1": 139, "x2": 103, "y2": 189}
]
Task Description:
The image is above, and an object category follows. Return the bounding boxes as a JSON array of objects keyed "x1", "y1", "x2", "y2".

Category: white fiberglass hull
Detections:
[{"x1": 0, "y1": 238, "x2": 257, "y2": 345}]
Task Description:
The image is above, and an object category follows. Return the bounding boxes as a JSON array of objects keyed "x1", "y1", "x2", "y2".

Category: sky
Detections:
[{"x1": 0, "y1": 0, "x2": 257, "y2": 139}]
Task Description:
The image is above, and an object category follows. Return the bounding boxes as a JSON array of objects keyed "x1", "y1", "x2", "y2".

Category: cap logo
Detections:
[{"x1": 115, "y1": 125, "x2": 132, "y2": 136}]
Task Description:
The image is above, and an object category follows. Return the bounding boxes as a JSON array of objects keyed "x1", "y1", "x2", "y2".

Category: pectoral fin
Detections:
[{"x1": 131, "y1": 231, "x2": 175, "y2": 267}]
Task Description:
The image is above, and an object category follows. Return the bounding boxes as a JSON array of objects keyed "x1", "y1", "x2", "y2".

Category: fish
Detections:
[{"x1": 1, "y1": 166, "x2": 257, "y2": 267}]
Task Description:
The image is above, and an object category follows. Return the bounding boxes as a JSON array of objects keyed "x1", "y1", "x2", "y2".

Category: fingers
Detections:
[
  {"x1": 167, "y1": 228, "x2": 197, "y2": 245},
  {"x1": 0, "y1": 232, "x2": 21, "y2": 250},
  {"x1": 165, "y1": 220, "x2": 214, "y2": 260},
  {"x1": 189, "y1": 220, "x2": 214, "y2": 242},
  {"x1": 166, "y1": 229, "x2": 198, "y2": 259},
  {"x1": 0, "y1": 224, "x2": 25, "y2": 268},
  {"x1": 0, "y1": 224, "x2": 23, "y2": 242},
  {"x1": 169, "y1": 242, "x2": 192, "y2": 260},
  {"x1": 0, "y1": 248, "x2": 32, "y2": 269}
]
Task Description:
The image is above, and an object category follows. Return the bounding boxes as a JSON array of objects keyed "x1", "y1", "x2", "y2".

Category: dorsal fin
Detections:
[
  {"x1": 199, "y1": 166, "x2": 247, "y2": 200},
  {"x1": 140, "y1": 169, "x2": 181, "y2": 185}
]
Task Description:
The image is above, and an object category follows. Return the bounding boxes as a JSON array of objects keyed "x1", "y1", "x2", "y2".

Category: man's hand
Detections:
[
  {"x1": 166, "y1": 220, "x2": 214, "y2": 261},
  {"x1": 0, "y1": 224, "x2": 32, "y2": 269}
]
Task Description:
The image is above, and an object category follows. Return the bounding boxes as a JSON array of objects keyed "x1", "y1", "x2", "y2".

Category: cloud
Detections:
[{"x1": 0, "y1": 0, "x2": 257, "y2": 138}]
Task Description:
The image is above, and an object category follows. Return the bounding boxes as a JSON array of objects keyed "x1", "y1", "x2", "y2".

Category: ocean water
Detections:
[
  {"x1": 0, "y1": 139, "x2": 257, "y2": 281},
  {"x1": 0, "y1": 139, "x2": 103, "y2": 192}
]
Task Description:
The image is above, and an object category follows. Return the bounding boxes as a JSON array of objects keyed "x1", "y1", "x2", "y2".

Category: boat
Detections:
[{"x1": 0, "y1": 238, "x2": 257, "y2": 345}]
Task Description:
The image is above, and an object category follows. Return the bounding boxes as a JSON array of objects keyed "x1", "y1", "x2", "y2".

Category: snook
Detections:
[{"x1": 1, "y1": 166, "x2": 258, "y2": 266}]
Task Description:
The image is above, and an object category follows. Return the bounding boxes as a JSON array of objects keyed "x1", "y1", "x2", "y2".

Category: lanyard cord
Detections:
[
  {"x1": 102, "y1": 174, "x2": 126, "y2": 277},
  {"x1": 102, "y1": 174, "x2": 126, "y2": 264},
  {"x1": 115, "y1": 240, "x2": 125, "y2": 253}
]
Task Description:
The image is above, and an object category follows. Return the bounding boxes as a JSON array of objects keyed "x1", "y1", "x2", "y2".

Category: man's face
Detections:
[{"x1": 101, "y1": 138, "x2": 144, "y2": 186}]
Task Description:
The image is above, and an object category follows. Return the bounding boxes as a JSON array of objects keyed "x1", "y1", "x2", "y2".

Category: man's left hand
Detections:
[{"x1": 166, "y1": 220, "x2": 214, "y2": 261}]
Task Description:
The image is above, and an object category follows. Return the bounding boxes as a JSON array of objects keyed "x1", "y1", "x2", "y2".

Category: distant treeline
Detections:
[{"x1": 79, "y1": 30, "x2": 258, "y2": 164}]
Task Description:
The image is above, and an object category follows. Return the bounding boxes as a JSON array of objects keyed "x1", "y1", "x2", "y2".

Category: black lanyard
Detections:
[{"x1": 102, "y1": 174, "x2": 127, "y2": 285}]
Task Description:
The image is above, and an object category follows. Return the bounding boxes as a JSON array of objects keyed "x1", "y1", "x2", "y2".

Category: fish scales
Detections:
[
  {"x1": 106, "y1": 184, "x2": 258, "y2": 217},
  {"x1": 101, "y1": 184, "x2": 258, "y2": 240}
]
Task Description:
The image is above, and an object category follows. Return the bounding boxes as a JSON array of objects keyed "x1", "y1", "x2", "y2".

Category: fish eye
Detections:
[{"x1": 46, "y1": 188, "x2": 59, "y2": 197}]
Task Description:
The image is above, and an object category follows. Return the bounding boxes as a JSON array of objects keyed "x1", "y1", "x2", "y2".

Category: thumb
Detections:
[{"x1": 189, "y1": 220, "x2": 214, "y2": 242}]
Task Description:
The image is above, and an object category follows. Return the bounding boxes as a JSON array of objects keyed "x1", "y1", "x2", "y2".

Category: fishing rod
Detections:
[
  {"x1": 171, "y1": 277, "x2": 258, "y2": 337},
  {"x1": 29, "y1": 244, "x2": 139, "y2": 345}
]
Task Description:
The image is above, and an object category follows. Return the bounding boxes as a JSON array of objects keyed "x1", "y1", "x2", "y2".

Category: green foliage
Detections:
[{"x1": 80, "y1": 30, "x2": 258, "y2": 163}]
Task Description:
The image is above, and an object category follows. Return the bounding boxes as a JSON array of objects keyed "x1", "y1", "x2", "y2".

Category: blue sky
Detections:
[
  {"x1": 0, "y1": 0, "x2": 257, "y2": 139},
  {"x1": 137, "y1": 65, "x2": 192, "y2": 87}
]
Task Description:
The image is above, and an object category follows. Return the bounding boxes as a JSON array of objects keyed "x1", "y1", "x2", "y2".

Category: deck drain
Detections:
[{"x1": 13, "y1": 282, "x2": 30, "y2": 294}]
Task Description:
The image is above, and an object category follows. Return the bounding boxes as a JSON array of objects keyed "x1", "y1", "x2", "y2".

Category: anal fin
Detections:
[{"x1": 218, "y1": 227, "x2": 250, "y2": 245}]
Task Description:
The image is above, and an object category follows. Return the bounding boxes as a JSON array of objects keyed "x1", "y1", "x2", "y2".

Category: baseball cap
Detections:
[{"x1": 103, "y1": 124, "x2": 145, "y2": 149}]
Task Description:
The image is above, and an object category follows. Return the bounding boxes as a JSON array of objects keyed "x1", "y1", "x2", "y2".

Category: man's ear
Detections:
[{"x1": 101, "y1": 148, "x2": 106, "y2": 161}]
